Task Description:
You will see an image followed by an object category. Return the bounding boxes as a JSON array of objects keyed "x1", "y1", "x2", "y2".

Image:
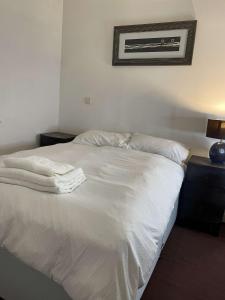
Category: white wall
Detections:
[
  {"x1": 0, "y1": 0, "x2": 63, "y2": 154},
  {"x1": 59, "y1": 0, "x2": 225, "y2": 154}
]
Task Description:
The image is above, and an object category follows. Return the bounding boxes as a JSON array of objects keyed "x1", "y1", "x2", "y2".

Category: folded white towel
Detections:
[
  {"x1": 0, "y1": 176, "x2": 86, "y2": 194},
  {"x1": 0, "y1": 167, "x2": 84, "y2": 186},
  {"x1": 0, "y1": 167, "x2": 87, "y2": 194},
  {"x1": 3, "y1": 156, "x2": 74, "y2": 177}
]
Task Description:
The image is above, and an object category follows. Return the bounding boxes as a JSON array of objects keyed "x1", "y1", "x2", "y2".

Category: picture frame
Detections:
[{"x1": 112, "y1": 20, "x2": 197, "y2": 66}]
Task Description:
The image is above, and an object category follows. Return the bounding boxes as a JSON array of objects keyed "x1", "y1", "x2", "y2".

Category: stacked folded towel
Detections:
[{"x1": 0, "y1": 156, "x2": 86, "y2": 194}]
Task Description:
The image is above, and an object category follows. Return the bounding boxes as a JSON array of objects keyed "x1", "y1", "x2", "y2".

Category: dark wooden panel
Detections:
[
  {"x1": 39, "y1": 132, "x2": 76, "y2": 147},
  {"x1": 177, "y1": 155, "x2": 225, "y2": 236}
]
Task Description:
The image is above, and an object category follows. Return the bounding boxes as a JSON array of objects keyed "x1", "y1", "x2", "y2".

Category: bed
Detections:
[{"x1": 0, "y1": 134, "x2": 186, "y2": 300}]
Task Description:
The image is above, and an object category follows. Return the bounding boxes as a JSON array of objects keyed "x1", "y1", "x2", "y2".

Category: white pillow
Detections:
[
  {"x1": 73, "y1": 130, "x2": 131, "y2": 148},
  {"x1": 128, "y1": 133, "x2": 189, "y2": 165}
]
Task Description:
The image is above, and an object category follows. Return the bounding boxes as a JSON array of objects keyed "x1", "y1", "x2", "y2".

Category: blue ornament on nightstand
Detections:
[
  {"x1": 206, "y1": 119, "x2": 225, "y2": 164},
  {"x1": 209, "y1": 142, "x2": 225, "y2": 163}
]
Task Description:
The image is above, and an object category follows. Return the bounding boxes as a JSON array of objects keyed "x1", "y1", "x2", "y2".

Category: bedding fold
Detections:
[
  {"x1": 0, "y1": 175, "x2": 86, "y2": 194},
  {"x1": 3, "y1": 156, "x2": 74, "y2": 177},
  {"x1": 0, "y1": 162, "x2": 86, "y2": 194}
]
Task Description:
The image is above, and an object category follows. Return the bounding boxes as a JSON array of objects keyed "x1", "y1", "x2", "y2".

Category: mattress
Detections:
[{"x1": 0, "y1": 143, "x2": 184, "y2": 300}]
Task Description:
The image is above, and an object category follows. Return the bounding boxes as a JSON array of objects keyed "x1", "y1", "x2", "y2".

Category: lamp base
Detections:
[{"x1": 209, "y1": 141, "x2": 225, "y2": 163}]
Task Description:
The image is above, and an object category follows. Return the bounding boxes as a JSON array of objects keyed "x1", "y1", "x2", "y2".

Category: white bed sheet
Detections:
[{"x1": 0, "y1": 143, "x2": 184, "y2": 300}]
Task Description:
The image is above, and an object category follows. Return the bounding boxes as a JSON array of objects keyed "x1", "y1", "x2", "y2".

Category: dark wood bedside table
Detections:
[
  {"x1": 177, "y1": 155, "x2": 225, "y2": 236},
  {"x1": 40, "y1": 132, "x2": 76, "y2": 147}
]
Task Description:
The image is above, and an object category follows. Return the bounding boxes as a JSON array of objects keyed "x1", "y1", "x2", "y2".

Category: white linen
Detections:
[
  {"x1": 0, "y1": 167, "x2": 86, "y2": 194},
  {"x1": 0, "y1": 176, "x2": 85, "y2": 194},
  {"x1": 0, "y1": 143, "x2": 184, "y2": 300},
  {"x1": 3, "y1": 156, "x2": 74, "y2": 176},
  {"x1": 128, "y1": 133, "x2": 189, "y2": 165},
  {"x1": 73, "y1": 129, "x2": 131, "y2": 148}
]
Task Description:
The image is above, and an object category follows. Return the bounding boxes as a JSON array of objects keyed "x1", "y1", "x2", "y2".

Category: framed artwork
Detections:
[{"x1": 112, "y1": 20, "x2": 197, "y2": 66}]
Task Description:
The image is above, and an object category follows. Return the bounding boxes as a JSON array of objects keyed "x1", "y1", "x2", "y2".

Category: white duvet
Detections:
[{"x1": 0, "y1": 143, "x2": 184, "y2": 300}]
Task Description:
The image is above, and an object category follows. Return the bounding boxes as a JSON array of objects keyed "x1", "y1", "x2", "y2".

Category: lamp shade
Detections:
[{"x1": 206, "y1": 119, "x2": 225, "y2": 140}]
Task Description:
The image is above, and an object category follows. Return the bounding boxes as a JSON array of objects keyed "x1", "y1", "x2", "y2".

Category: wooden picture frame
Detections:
[{"x1": 112, "y1": 20, "x2": 197, "y2": 66}]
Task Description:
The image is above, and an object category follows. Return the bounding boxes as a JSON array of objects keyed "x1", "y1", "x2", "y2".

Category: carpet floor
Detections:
[{"x1": 142, "y1": 225, "x2": 225, "y2": 300}]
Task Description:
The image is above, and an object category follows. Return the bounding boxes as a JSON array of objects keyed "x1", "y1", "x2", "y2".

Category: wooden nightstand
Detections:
[
  {"x1": 177, "y1": 155, "x2": 225, "y2": 236},
  {"x1": 40, "y1": 132, "x2": 76, "y2": 147}
]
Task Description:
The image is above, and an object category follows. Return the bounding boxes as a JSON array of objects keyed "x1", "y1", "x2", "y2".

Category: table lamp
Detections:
[{"x1": 206, "y1": 119, "x2": 225, "y2": 163}]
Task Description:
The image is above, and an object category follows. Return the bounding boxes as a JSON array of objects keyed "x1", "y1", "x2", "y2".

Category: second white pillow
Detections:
[{"x1": 128, "y1": 133, "x2": 189, "y2": 165}]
